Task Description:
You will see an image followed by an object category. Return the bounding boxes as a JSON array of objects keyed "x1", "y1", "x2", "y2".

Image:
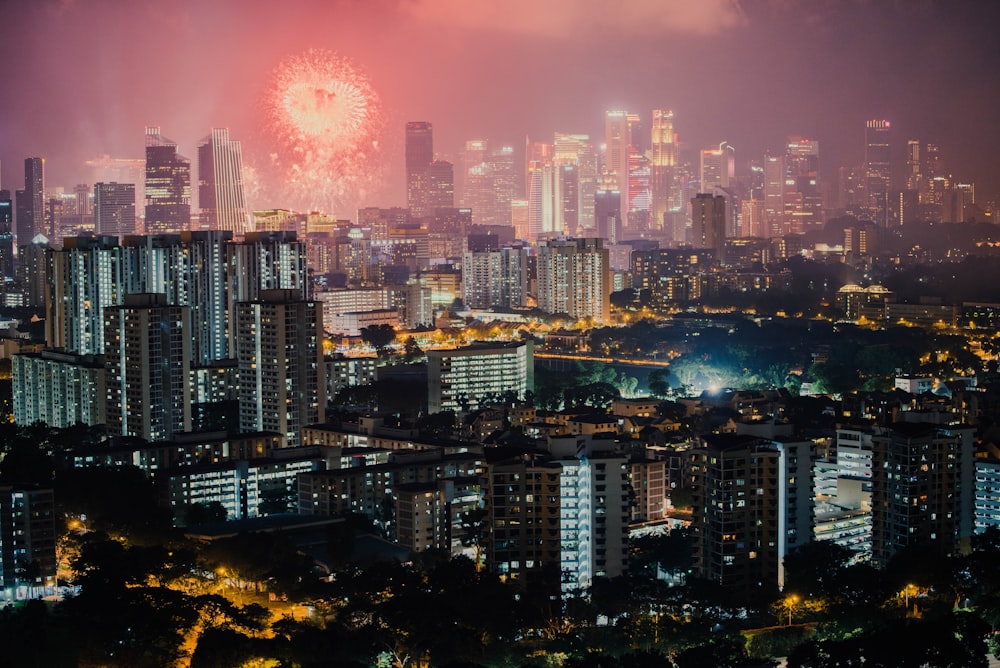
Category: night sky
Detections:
[{"x1": 2, "y1": 0, "x2": 998, "y2": 214}]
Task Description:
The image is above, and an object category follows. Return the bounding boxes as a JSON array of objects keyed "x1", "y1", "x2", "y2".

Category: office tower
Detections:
[
  {"x1": 605, "y1": 111, "x2": 633, "y2": 216},
  {"x1": 46, "y1": 236, "x2": 123, "y2": 355},
  {"x1": 650, "y1": 109, "x2": 678, "y2": 233},
  {"x1": 198, "y1": 128, "x2": 250, "y2": 235},
  {"x1": 427, "y1": 340, "x2": 533, "y2": 414},
  {"x1": 905, "y1": 140, "x2": 921, "y2": 191},
  {"x1": 487, "y1": 146, "x2": 518, "y2": 227},
  {"x1": 763, "y1": 153, "x2": 785, "y2": 237},
  {"x1": 554, "y1": 133, "x2": 597, "y2": 233},
  {"x1": 461, "y1": 139, "x2": 491, "y2": 222},
  {"x1": 0, "y1": 485, "x2": 57, "y2": 597},
  {"x1": 690, "y1": 434, "x2": 781, "y2": 601},
  {"x1": 870, "y1": 423, "x2": 975, "y2": 569},
  {"x1": 12, "y1": 350, "x2": 107, "y2": 428},
  {"x1": 234, "y1": 289, "x2": 325, "y2": 447},
  {"x1": 594, "y1": 182, "x2": 622, "y2": 245},
  {"x1": 536, "y1": 237, "x2": 611, "y2": 323},
  {"x1": 691, "y1": 193, "x2": 726, "y2": 260},
  {"x1": 700, "y1": 142, "x2": 735, "y2": 192},
  {"x1": 783, "y1": 137, "x2": 822, "y2": 234},
  {"x1": 510, "y1": 199, "x2": 529, "y2": 240},
  {"x1": 406, "y1": 121, "x2": 434, "y2": 217},
  {"x1": 18, "y1": 236, "x2": 49, "y2": 312},
  {"x1": 74, "y1": 184, "x2": 92, "y2": 215},
  {"x1": 864, "y1": 120, "x2": 892, "y2": 227},
  {"x1": 426, "y1": 160, "x2": 455, "y2": 211},
  {"x1": 18, "y1": 158, "x2": 44, "y2": 245},
  {"x1": 462, "y1": 245, "x2": 529, "y2": 310},
  {"x1": 93, "y1": 182, "x2": 137, "y2": 238},
  {"x1": 145, "y1": 126, "x2": 192, "y2": 234},
  {"x1": 0, "y1": 190, "x2": 12, "y2": 279},
  {"x1": 105, "y1": 293, "x2": 192, "y2": 442}
]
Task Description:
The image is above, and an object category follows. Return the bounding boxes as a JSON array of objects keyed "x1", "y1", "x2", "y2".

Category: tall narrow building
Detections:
[
  {"x1": 864, "y1": 120, "x2": 892, "y2": 227},
  {"x1": 104, "y1": 293, "x2": 192, "y2": 442},
  {"x1": 18, "y1": 158, "x2": 44, "y2": 245},
  {"x1": 145, "y1": 126, "x2": 191, "y2": 234},
  {"x1": 235, "y1": 289, "x2": 325, "y2": 447},
  {"x1": 93, "y1": 182, "x2": 137, "y2": 238},
  {"x1": 690, "y1": 193, "x2": 726, "y2": 260},
  {"x1": 198, "y1": 129, "x2": 250, "y2": 236},
  {"x1": 0, "y1": 190, "x2": 13, "y2": 279},
  {"x1": 406, "y1": 122, "x2": 434, "y2": 217},
  {"x1": 649, "y1": 109, "x2": 678, "y2": 233}
]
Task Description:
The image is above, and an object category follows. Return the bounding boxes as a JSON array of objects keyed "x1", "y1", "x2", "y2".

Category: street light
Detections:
[{"x1": 787, "y1": 594, "x2": 799, "y2": 626}]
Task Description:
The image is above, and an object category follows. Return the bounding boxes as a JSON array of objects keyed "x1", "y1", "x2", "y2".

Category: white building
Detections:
[{"x1": 427, "y1": 340, "x2": 533, "y2": 414}]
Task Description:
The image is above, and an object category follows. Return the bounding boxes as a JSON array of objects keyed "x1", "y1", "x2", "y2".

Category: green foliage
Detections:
[{"x1": 360, "y1": 324, "x2": 397, "y2": 357}]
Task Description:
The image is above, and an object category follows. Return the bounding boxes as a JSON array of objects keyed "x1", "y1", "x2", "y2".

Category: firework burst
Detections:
[{"x1": 260, "y1": 49, "x2": 386, "y2": 215}]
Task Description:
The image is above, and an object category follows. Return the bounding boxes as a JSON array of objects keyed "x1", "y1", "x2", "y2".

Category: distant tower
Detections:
[
  {"x1": 105, "y1": 293, "x2": 192, "y2": 442},
  {"x1": 426, "y1": 160, "x2": 455, "y2": 212},
  {"x1": 649, "y1": 109, "x2": 677, "y2": 233},
  {"x1": 0, "y1": 190, "x2": 13, "y2": 279},
  {"x1": 699, "y1": 142, "x2": 735, "y2": 192},
  {"x1": 605, "y1": 111, "x2": 635, "y2": 224},
  {"x1": 18, "y1": 158, "x2": 44, "y2": 245},
  {"x1": 145, "y1": 126, "x2": 192, "y2": 234},
  {"x1": 406, "y1": 121, "x2": 434, "y2": 217},
  {"x1": 93, "y1": 182, "x2": 136, "y2": 238},
  {"x1": 864, "y1": 120, "x2": 892, "y2": 227},
  {"x1": 198, "y1": 128, "x2": 250, "y2": 236},
  {"x1": 691, "y1": 193, "x2": 726, "y2": 260},
  {"x1": 594, "y1": 180, "x2": 622, "y2": 246}
]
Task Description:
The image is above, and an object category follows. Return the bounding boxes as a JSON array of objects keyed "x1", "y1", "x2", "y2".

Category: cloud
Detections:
[{"x1": 399, "y1": 0, "x2": 747, "y2": 38}]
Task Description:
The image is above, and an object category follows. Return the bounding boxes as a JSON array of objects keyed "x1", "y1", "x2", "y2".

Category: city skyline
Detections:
[{"x1": 1, "y1": 0, "x2": 998, "y2": 217}]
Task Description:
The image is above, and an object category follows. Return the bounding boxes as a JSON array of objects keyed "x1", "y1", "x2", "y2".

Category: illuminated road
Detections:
[{"x1": 534, "y1": 352, "x2": 673, "y2": 368}]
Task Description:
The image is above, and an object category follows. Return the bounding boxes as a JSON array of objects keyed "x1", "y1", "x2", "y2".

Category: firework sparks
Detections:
[{"x1": 260, "y1": 49, "x2": 385, "y2": 215}]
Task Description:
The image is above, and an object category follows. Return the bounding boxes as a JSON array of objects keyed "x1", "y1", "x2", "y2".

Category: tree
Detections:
[
  {"x1": 183, "y1": 501, "x2": 229, "y2": 526},
  {"x1": 647, "y1": 369, "x2": 671, "y2": 398},
  {"x1": 361, "y1": 324, "x2": 396, "y2": 358},
  {"x1": 402, "y1": 336, "x2": 423, "y2": 362}
]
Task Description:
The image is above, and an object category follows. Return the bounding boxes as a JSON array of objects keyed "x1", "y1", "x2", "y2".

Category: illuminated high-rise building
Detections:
[
  {"x1": 649, "y1": 109, "x2": 678, "y2": 233},
  {"x1": 145, "y1": 126, "x2": 191, "y2": 234},
  {"x1": 864, "y1": 120, "x2": 892, "y2": 227},
  {"x1": 554, "y1": 133, "x2": 597, "y2": 233},
  {"x1": 46, "y1": 236, "x2": 124, "y2": 356},
  {"x1": 198, "y1": 128, "x2": 250, "y2": 235},
  {"x1": 0, "y1": 190, "x2": 12, "y2": 279},
  {"x1": 234, "y1": 289, "x2": 325, "y2": 447},
  {"x1": 763, "y1": 153, "x2": 785, "y2": 237},
  {"x1": 105, "y1": 293, "x2": 192, "y2": 442},
  {"x1": 18, "y1": 158, "x2": 44, "y2": 245},
  {"x1": 783, "y1": 137, "x2": 822, "y2": 234},
  {"x1": 462, "y1": 245, "x2": 529, "y2": 310},
  {"x1": 426, "y1": 160, "x2": 455, "y2": 211},
  {"x1": 93, "y1": 182, "x2": 136, "y2": 238},
  {"x1": 699, "y1": 142, "x2": 735, "y2": 192},
  {"x1": 406, "y1": 121, "x2": 434, "y2": 217},
  {"x1": 605, "y1": 111, "x2": 633, "y2": 218},
  {"x1": 536, "y1": 237, "x2": 610, "y2": 323}
]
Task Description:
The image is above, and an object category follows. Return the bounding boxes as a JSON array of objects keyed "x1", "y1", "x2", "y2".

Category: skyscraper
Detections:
[
  {"x1": 235, "y1": 289, "x2": 325, "y2": 447},
  {"x1": 864, "y1": 120, "x2": 892, "y2": 227},
  {"x1": 406, "y1": 121, "x2": 434, "y2": 217},
  {"x1": 0, "y1": 190, "x2": 13, "y2": 279},
  {"x1": 198, "y1": 128, "x2": 250, "y2": 236},
  {"x1": 105, "y1": 293, "x2": 192, "y2": 442},
  {"x1": 594, "y1": 181, "x2": 622, "y2": 245},
  {"x1": 18, "y1": 158, "x2": 44, "y2": 245},
  {"x1": 699, "y1": 142, "x2": 735, "y2": 192},
  {"x1": 462, "y1": 245, "x2": 529, "y2": 310},
  {"x1": 93, "y1": 182, "x2": 137, "y2": 238},
  {"x1": 426, "y1": 160, "x2": 455, "y2": 211},
  {"x1": 650, "y1": 109, "x2": 678, "y2": 233},
  {"x1": 605, "y1": 111, "x2": 633, "y2": 222},
  {"x1": 145, "y1": 126, "x2": 191, "y2": 234}
]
